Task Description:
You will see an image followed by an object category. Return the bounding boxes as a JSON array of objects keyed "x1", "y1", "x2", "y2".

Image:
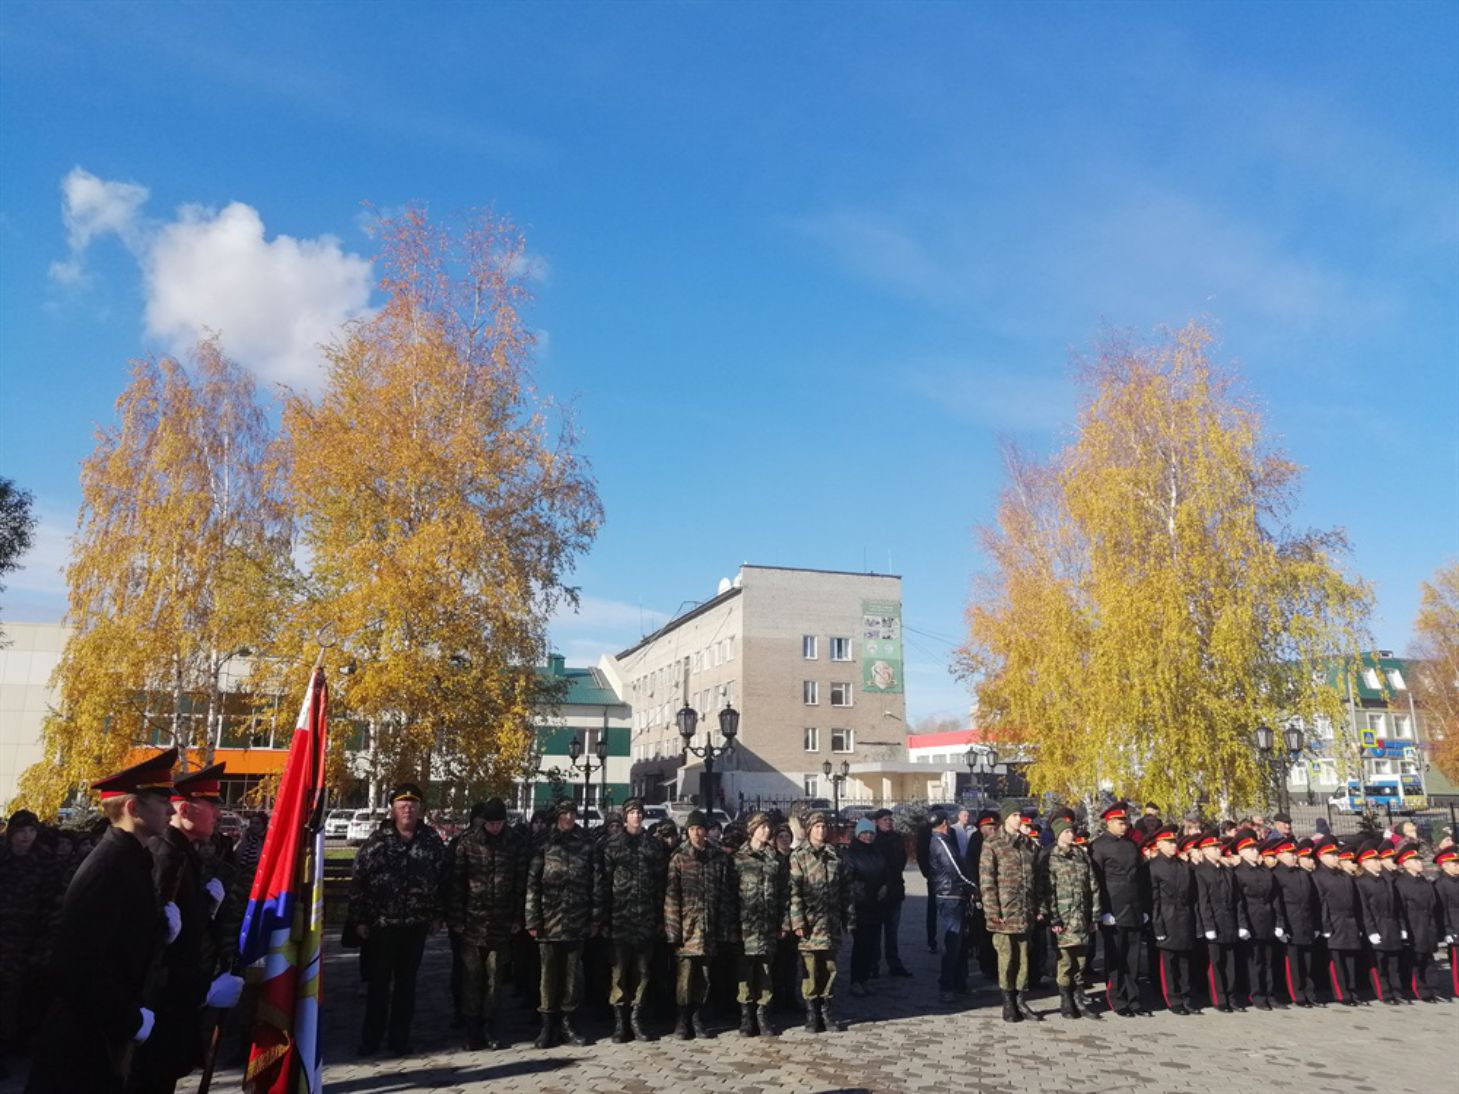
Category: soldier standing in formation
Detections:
[
  {"x1": 525, "y1": 800, "x2": 594, "y2": 1048},
  {"x1": 1194, "y1": 832, "x2": 1242, "y2": 1011},
  {"x1": 1274, "y1": 835, "x2": 1320, "y2": 1006},
  {"x1": 979, "y1": 805, "x2": 1040, "y2": 1023},
  {"x1": 1039, "y1": 814, "x2": 1098, "y2": 1019},
  {"x1": 1393, "y1": 844, "x2": 1441, "y2": 1002},
  {"x1": 664, "y1": 810, "x2": 737, "y2": 1040},
  {"x1": 1090, "y1": 803, "x2": 1146, "y2": 1016},
  {"x1": 594, "y1": 797, "x2": 666, "y2": 1044},
  {"x1": 788, "y1": 811, "x2": 853, "y2": 1034},
  {"x1": 1147, "y1": 826, "x2": 1197, "y2": 1015},
  {"x1": 446, "y1": 798, "x2": 526, "y2": 1050},
  {"x1": 732, "y1": 811, "x2": 789, "y2": 1038},
  {"x1": 1436, "y1": 847, "x2": 1459, "y2": 997},
  {"x1": 1355, "y1": 840, "x2": 1404, "y2": 1003}
]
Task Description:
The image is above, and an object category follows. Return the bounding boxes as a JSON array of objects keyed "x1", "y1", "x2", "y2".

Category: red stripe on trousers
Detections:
[
  {"x1": 1208, "y1": 961, "x2": 1218, "y2": 1006},
  {"x1": 1370, "y1": 965, "x2": 1384, "y2": 1002},
  {"x1": 1284, "y1": 955, "x2": 1296, "y2": 1004},
  {"x1": 1159, "y1": 952, "x2": 1170, "y2": 1008},
  {"x1": 1329, "y1": 959, "x2": 1343, "y2": 1002}
]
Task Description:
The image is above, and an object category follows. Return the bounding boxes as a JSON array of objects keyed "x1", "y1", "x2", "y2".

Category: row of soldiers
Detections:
[
  {"x1": 348, "y1": 788, "x2": 878, "y2": 1053},
  {"x1": 929, "y1": 800, "x2": 1459, "y2": 1022}
]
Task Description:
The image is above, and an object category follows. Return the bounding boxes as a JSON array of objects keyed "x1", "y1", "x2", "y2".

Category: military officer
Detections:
[
  {"x1": 1273, "y1": 835, "x2": 1320, "y2": 1007},
  {"x1": 1233, "y1": 830, "x2": 1285, "y2": 1010},
  {"x1": 1393, "y1": 844, "x2": 1441, "y2": 1002},
  {"x1": 1434, "y1": 846, "x2": 1459, "y2": 998},
  {"x1": 594, "y1": 798, "x2": 667, "y2": 1043}
]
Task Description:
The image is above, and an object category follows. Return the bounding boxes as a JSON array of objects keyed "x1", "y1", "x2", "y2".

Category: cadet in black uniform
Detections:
[
  {"x1": 1393, "y1": 844, "x2": 1441, "y2": 1002},
  {"x1": 1147, "y1": 826, "x2": 1197, "y2": 1014},
  {"x1": 1355, "y1": 840, "x2": 1404, "y2": 1004},
  {"x1": 1312, "y1": 839, "x2": 1363, "y2": 1005},
  {"x1": 1273, "y1": 836, "x2": 1320, "y2": 1006},
  {"x1": 1232, "y1": 830, "x2": 1284, "y2": 1010},
  {"x1": 25, "y1": 749, "x2": 178, "y2": 1094},
  {"x1": 1435, "y1": 846, "x2": 1459, "y2": 998},
  {"x1": 1090, "y1": 803, "x2": 1145, "y2": 1017},
  {"x1": 1194, "y1": 832, "x2": 1243, "y2": 1011}
]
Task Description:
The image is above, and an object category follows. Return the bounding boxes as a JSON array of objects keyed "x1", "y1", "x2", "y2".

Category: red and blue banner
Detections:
[{"x1": 239, "y1": 665, "x2": 329, "y2": 1094}]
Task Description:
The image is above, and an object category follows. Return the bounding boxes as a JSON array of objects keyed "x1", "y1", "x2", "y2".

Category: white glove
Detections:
[
  {"x1": 1323, "y1": 932, "x2": 1332, "y2": 939},
  {"x1": 1447, "y1": 935, "x2": 1454, "y2": 945},
  {"x1": 1205, "y1": 930, "x2": 1216, "y2": 941},
  {"x1": 205, "y1": 877, "x2": 225, "y2": 912},
  {"x1": 204, "y1": 972, "x2": 245, "y2": 1009},
  {"x1": 1141, "y1": 913, "x2": 1150, "y2": 926},
  {"x1": 1238, "y1": 928, "x2": 1251, "y2": 940},
  {"x1": 1100, "y1": 913, "x2": 1115, "y2": 926},
  {"x1": 1368, "y1": 932, "x2": 1381, "y2": 945},
  {"x1": 163, "y1": 901, "x2": 182, "y2": 943},
  {"x1": 1400, "y1": 929, "x2": 1408, "y2": 941},
  {"x1": 1274, "y1": 927, "x2": 1286, "y2": 941},
  {"x1": 1156, "y1": 935, "x2": 1167, "y2": 942},
  {"x1": 134, "y1": 1007, "x2": 155, "y2": 1043}
]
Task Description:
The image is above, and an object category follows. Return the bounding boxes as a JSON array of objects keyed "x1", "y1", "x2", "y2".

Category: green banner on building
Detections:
[{"x1": 860, "y1": 599, "x2": 903, "y2": 694}]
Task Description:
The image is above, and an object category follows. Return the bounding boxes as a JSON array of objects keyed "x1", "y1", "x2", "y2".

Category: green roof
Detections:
[
  {"x1": 1320, "y1": 654, "x2": 1413, "y2": 704},
  {"x1": 537, "y1": 655, "x2": 624, "y2": 708}
]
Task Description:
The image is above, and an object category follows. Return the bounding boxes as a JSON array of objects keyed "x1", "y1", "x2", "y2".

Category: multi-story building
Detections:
[
  {"x1": 518, "y1": 654, "x2": 631, "y2": 811},
  {"x1": 606, "y1": 564, "x2": 909, "y2": 808}
]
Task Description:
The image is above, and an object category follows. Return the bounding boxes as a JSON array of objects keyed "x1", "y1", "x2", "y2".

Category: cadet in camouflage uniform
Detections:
[
  {"x1": 446, "y1": 798, "x2": 526, "y2": 1051},
  {"x1": 0, "y1": 810, "x2": 61, "y2": 1077},
  {"x1": 593, "y1": 798, "x2": 667, "y2": 1043},
  {"x1": 348, "y1": 783, "x2": 447, "y2": 1057},
  {"x1": 1039, "y1": 815, "x2": 1100, "y2": 1020},
  {"x1": 732, "y1": 811, "x2": 790, "y2": 1038},
  {"x1": 664, "y1": 810, "x2": 738, "y2": 1040},
  {"x1": 525, "y1": 799, "x2": 595, "y2": 1049},
  {"x1": 979, "y1": 803, "x2": 1042, "y2": 1023},
  {"x1": 788, "y1": 811, "x2": 854, "y2": 1035}
]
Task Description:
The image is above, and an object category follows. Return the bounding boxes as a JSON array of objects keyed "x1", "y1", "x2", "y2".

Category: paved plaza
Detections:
[{"x1": 4, "y1": 870, "x2": 1453, "y2": 1094}]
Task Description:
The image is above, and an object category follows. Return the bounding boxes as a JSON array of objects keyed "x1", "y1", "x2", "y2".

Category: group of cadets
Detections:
[{"x1": 4, "y1": 749, "x2": 250, "y2": 1094}]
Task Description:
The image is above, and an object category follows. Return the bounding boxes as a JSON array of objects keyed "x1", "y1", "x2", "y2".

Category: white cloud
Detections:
[
  {"x1": 552, "y1": 595, "x2": 668, "y2": 634},
  {"x1": 143, "y1": 202, "x2": 372, "y2": 387},
  {"x1": 50, "y1": 168, "x2": 373, "y2": 388}
]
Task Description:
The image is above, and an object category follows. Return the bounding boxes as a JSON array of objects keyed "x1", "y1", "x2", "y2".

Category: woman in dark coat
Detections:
[{"x1": 845, "y1": 820, "x2": 888, "y2": 996}]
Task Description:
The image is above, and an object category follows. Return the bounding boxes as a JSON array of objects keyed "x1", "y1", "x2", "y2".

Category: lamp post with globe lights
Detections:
[{"x1": 678, "y1": 702, "x2": 739, "y2": 809}]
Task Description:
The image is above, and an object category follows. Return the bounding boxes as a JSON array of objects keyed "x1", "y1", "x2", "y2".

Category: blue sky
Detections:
[{"x1": 2, "y1": 1, "x2": 1456, "y2": 724}]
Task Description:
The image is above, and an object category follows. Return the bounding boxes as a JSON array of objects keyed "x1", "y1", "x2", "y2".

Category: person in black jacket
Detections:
[
  {"x1": 1435, "y1": 846, "x2": 1459, "y2": 998},
  {"x1": 846, "y1": 820, "x2": 888, "y2": 995},
  {"x1": 1355, "y1": 840, "x2": 1404, "y2": 1004},
  {"x1": 26, "y1": 749, "x2": 178, "y2": 1094},
  {"x1": 1313, "y1": 841, "x2": 1365, "y2": 1005},
  {"x1": 1089, "y1": 803, "x2": 1145, "y2": 1017},
  {"x1": 926, "y1": 809, "x2": 977, "y2": 1004},
  {"x1": 1147, "y1": 826, "x2": 1198, "y2": 1014},
  {"x1": 1194, "y1": 833, "x2": 1244, "y2": 1011},
  {"x1": 870, "y1": 810, "x2": 911, "y2": 977},
  {"x1": 1273, "y1": 837, "x2": 1321, "y2": 1007},
  {"x1": 1393, "y1": 845, "x2": 1441, "y2": 1002},
  {"x1": 966, "y1": 810, "x2": 1000, "y2": 984},
  {"x1": 1233, "y1": 830, "x2": 1285, "y2": 1010},
  {"x1": 915, "y1": 819, "x2": 937, "y2": 953}
]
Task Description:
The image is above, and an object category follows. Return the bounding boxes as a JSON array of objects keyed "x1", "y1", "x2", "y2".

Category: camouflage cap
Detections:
[
  {"x1": 805, "y1": 811, "x2": 831, "y2": 829},
  {"x1": 554, "y1": 798, "x2": 579, "y2": 818},
  {"x1": 745, "y1": 810, "x2": 771, "y2": 835},
  {"x1": 621, "y1": 797, "x2": 646, "y2": 815}
]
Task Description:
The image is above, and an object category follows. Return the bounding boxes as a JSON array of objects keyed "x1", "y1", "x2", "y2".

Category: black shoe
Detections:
[
  {"x1": 1015, "y1": 991, "x2": 1043, "y2": 1022},
  {"x1": 1074, "y1": 993, "x2": 1102, "y2": 1020},
  {"x1": 464, "y1": 1026, "x2": 486, "y2": 1051},
  {"x1": 803, "y1": 1001, "x2": 819, "y2": 1034},
  {"x1": 1116, "y1": 1007, "x2": 1137, "y2": 1018},
  {"x1": 889, "y1": 964, "x2": 914, "y2": 978},
  {"x1": 1253, "y1": 1000, "x2": 1272, "y2": 1011},
  {"x1": 533, "y1": 1014, "x2": 556, "y2": 1049},
  {"x1": 612, "y1": 1005, "x2": 631, "y2": 1044},
  {"x1": 757, "y1": 1005, "x2": 778, "y2": 1037},
  {"x1": 1058, "y1": 987, "x2": 1078, "y2": 1019},
  {"x1": 739, "y1": 1003, "x2": 757, "y2": 1037},
  {"x1": 819, "y1": 999, "x2": 842, "y2": 1033},
  {"x1": 1169, "y1": 1004, "x2": 1190, "y2": 1016},
  {"x1": 1382, "y1": 997, "x2": 1401, "y2": 1006},
  {"x1": 692, "y1": 1008, "x2": 714, "y2": 1040},
  {"x1": 630, "y1": 1005, "x2": 654, "y2": 1042},
  {"x1": 676, "y1": 1006, "x2": 694, "y2": 1040},
  {"x1": 1002, "y1": 991, "x2": 1023, "y2": 1023},
  {"x1": 559, "y1": 1013, "x2": 587, "y2": 1046},
  {"x1": 482, "y1": 1020, "x2": 503, "y2": 1051}
]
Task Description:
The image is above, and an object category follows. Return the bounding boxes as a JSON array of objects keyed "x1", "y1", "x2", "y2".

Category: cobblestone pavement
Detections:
[{"x1": 3, "y1": 872, "x2": 1453, "y2": 1093}]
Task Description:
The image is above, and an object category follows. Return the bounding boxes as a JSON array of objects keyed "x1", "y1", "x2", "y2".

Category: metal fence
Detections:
[{"x1": 1281, "y1": 801, "x2": 1457, "y2": 840}]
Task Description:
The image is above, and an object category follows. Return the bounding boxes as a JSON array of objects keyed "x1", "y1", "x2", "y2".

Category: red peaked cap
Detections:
[
  {"x1": 172, "y1": 762, "x2": 226, "y2": 802},
  {"x1": 92, "y1": 747, "x2": 178, "y2": 800}
]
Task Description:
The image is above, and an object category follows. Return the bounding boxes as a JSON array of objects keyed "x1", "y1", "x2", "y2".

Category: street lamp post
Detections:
[
  {"x1": 965, "y1": 745, "x2": 999, "y2": 803},
  {"x1": 679, "y1": 703, "x2": 739, "y2": 810},
  {"x1": 568, "y1": 729, "x2": 610, "y2": 813},
  {"x1": 1255, "y1": 722, "x2": 1305, "y2": 814},
  {"x1": 821, "y1": 759, "x2": 850, "y2": 816}
]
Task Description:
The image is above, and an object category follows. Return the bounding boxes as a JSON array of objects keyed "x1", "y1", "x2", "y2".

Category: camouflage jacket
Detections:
[
  {"x1": 0, "y1": 846, "x2": 63, "y2": 970},
  {"x1": 788, "y1": 842, "x2": 854, "y2": 952},
  {"x1": 593, "y1": 828, "x2": 667, "y2": 945},
  {"x1": 665, "y1": 841, "x2": 738, "y2": 956},
  {"x1": 525, "y1": 825, "x2": 595, "y2": 942},
  {"x1": 446, "y1": 821, "x2": 528, "y2": 946},
  {"x1": 979, "y1": 829, "x2": 1040, "y2": 935},
  {"x1": 1039, "y1": 843, "x2": 1094, "y2": 947},
  {"x1": 734, "y1": 842, "x2": 791, "y2": 956},
  {"x1": 348, "y1": 823, "x2": 446, "y2": 929}
]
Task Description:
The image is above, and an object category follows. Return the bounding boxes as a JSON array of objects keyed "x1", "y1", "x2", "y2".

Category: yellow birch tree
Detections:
[
  {"x1": 1409, "y1": 562, "x2": 1459, "y2": 785},
  {"x1": 959, "y1": 324, "x2": 1373, "y2": 810},
  {"x1": 17, "y1": 340, "x2": 289, "y2": 814},
  {"x1": 271, "y1": 208, "x2": 601, "y2": 802}
]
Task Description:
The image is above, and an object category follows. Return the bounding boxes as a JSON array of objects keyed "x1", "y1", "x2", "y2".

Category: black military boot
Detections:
[
  {"x1": 819, "y1": 998, "x2": 842, "y2": 1033},
  {"x1": 739, "y1": 1003, "x2": 758, "y2": 1037},
  {"x1": 558, "y1": 1012, "x2": 588, "y2": 1046},
  {"x1": 482, "y1": 1017, "x2": 503, "y2": 1051},
  {"x1": 630, "y1": 1005, "x2": 653, "y2": 1042},
  {"x1": 757, "y1": 1005, "x2": 778, "y2": 1037},
  {"x1": 1074, "y1": 991, "x2": 1102, "y2": 1020},
  {"x1": 804, "y1": 998, "x2": 819, "y2": 1033},
  {"x1": 692, "y1": 1007, "x2": 714, "y2": 1039},
  {"x1": 1016, "y1": 991, "x2": 1043, "y2": 1021},
  {"x1": 1059, "y1": 987, "x2": 1078, "y2": 1019},
  {"x1": 612, "y1": 1005, "x2": 631, "y2": 1043},
  {"x1": 1001, "y1": 991, "x2": 1022, "y2": 1023},
  {"x1": 533, "y1": 1013, "x2": 556, "y2": 1049},
  {"x1": 675, "y1": 1006, "x2": 694, "y2": 1040}
]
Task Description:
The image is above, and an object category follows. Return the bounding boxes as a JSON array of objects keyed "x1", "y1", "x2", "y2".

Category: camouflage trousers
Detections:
[
  {"x1": 800, "y1": 951, "x2": 837, "y2": 1000},
  {"x1": 1054, "y1": 944, "x2": 1090, "y2": 990},
  {"x1": 737, "y1": 949, "x2": 776, "y2": 1006},
  {"x1": 675, "y1": 955, "x2": 712, "y2": 1007},
  {"x1": 537, "y1": 941, "x2": 583, "y2": 1014},
  {"x1": 992, "y1": 932, "x2": 1030, "y2": 990},
  {"x1": 460, "y1": 942, "x2": 509, "y2": 1021},
  {"x1": 609, "y1": 943, "x2": 653, "y2": 1007}
]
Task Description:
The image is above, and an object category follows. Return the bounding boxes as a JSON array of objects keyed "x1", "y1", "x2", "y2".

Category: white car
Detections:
[
  {"x1": 346, "y1": 809, "x2": 387, "y2": 844},
  {"x1": 324, "y1": 809, "x2": 354, "y2": 838},
  {"x1": 642, "y1": 804, "x2": 669, "y2": 825}
]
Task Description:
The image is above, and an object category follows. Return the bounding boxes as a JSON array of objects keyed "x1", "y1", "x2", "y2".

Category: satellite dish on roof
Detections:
[
  {"x1": 732, "y1": 573, "x2": 742, "y2": 588},
  {"x1": 717, "y1": 577, "x2": 732, "y2": 595}
]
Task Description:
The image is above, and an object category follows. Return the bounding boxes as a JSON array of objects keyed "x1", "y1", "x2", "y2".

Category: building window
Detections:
[
  {"x1": 1312, "y1": 715, "x2": 1333, "y2": 741},
  {"x1": 712, "y1": 643, "x2": 721, "y2": 667},
  {"x1": 804, "y1": 727, "x2": 819, "y2": 752},
  {"x1": 1289, "y1": 764, "x2": 1309, "y2": 788},
  {"x1": 725, "y1": 637, "x2": 736, "y2": 662},
  {"x1": 1362, "y1": 668, "x2": 1381, "y2": 690},
  {"x1": 831, "y1": 728, "x2": 854, "y2": 753},
  {"x1": 1367, "y1": 712, "x2": 1388, "y2": 738},
  {"x1": 1387, "y1": 669, "x2": 1406, "y2": 691},
  {"x1": 830, "y1": 636, "x2": 852, "y2": 661},
  {"x1": 1369, "y1": 758, "x2": 1396, "y2": 777},
  {"x1": 802, "y1": 774, "x2": 819, "y2": 797},
  {"x1": 803, "y1": 681, "x2": 819, "y2": 705},
  {"x1": 1391, "y1": 714, "x2": 1413, "y2": 740},
  {"x1": 1313, "y1": 758, "x2": 1339, "y2": 785},
  {"x1": 830, "y1": 682, "x2": 853, "y2": 707},
  {"x1": 803, "y1": 635, "x2": 818, "y2": 660}
]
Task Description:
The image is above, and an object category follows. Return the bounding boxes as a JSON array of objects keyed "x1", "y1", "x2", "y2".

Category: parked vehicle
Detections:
[
  {"x1": 323, "y1": 809, "x2": 354, "y2": 838},
  {"x1": 1329, "y1": 779, "x2": 1422, "y2": 815},
  {"x1": 216, "y1": 811, "x2": 243, "y2": 841},
  {"x1": 346, "y1": 808, "x2": 388, "y2": 843},
  {"x1": 642, "y1": 804, "x2": 669, "y2": 825}
]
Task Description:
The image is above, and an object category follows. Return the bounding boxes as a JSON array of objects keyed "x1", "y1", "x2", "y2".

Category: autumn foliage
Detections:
[{"x1": 1409, "y1": 562, "x2": 1459, "y2": 786}]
